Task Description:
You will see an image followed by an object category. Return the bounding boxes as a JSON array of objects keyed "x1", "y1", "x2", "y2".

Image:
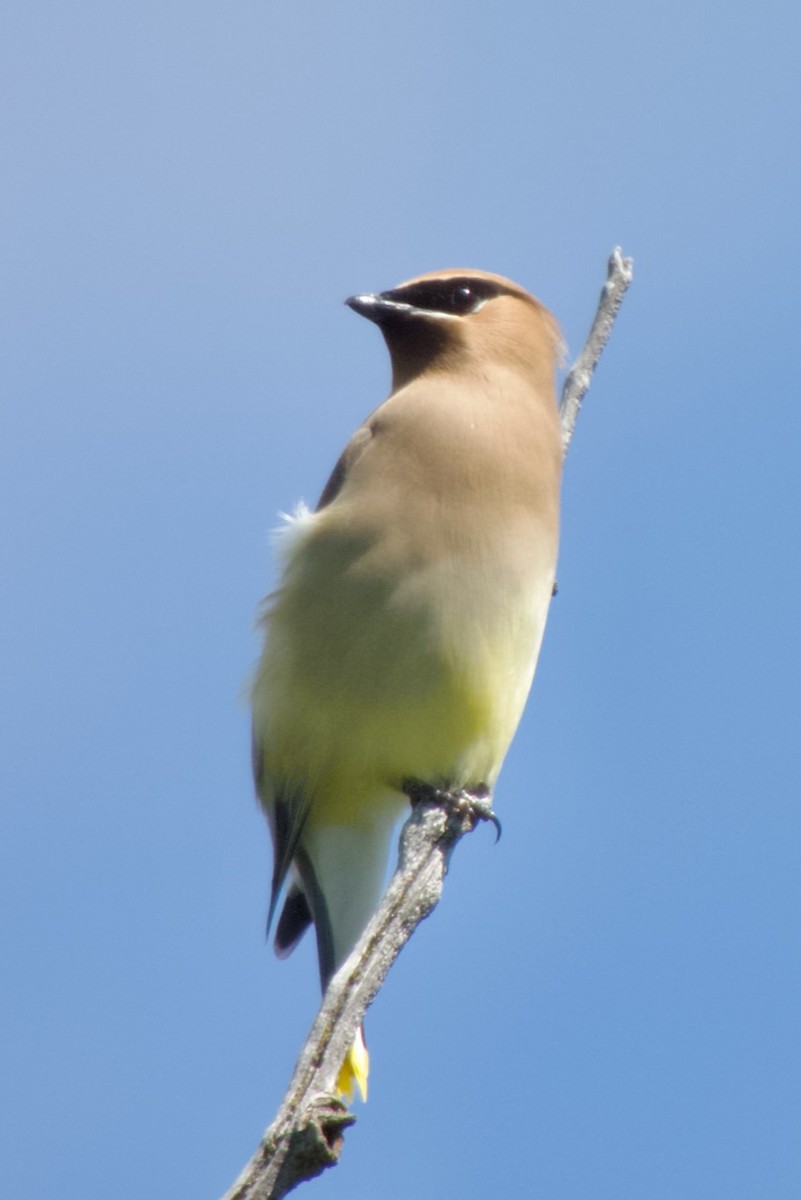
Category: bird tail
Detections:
[{"x1": 336, "y1": 1024, "x2": 369, "y2": 1102}]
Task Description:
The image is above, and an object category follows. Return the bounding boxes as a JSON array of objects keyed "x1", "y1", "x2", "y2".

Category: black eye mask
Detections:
[{"x1": 381, "y1": 276, "x2": 507, "y2": 317}]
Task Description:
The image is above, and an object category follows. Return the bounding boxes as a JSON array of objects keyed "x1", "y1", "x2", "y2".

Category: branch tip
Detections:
[{"x1": 559, "y1": 245, "x2": 633, "y2": 453}]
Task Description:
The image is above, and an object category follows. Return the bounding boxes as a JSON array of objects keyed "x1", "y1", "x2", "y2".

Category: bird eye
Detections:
[
  {"x1": 449, "y1": 285, "x2": 476, "y2": 314},
  {"x1": 415, "y1": 281, "x2": 485, "y2": 315}
]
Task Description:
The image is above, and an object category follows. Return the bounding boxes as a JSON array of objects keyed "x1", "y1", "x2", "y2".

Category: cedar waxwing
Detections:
[{"x1": 251, "y1": 269, "x2": 563, "y2": 1101}]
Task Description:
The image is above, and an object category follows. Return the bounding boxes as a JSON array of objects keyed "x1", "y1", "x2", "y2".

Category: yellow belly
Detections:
[{"x1": 252, "y1": 514, "x2": 547, "y2": 816}]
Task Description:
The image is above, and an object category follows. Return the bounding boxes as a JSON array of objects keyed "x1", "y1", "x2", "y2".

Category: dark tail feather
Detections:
[
  {"x1": 274, "y1": 884, "x2": 313, "y2": 958},
  {"x1": 264, "y1": 788, "x2": 311, "y2": 937}
]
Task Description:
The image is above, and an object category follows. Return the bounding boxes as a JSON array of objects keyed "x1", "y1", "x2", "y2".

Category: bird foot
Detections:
[
  {"x1": 403, "y1": 780, "x2": 502, "y2": 842},
  {"x1": 453, "y1": 788, "x2": 502, "y2": 842}
]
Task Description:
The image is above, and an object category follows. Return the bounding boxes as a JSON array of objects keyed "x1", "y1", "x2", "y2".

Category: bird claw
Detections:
[
  {"x1": 404, "y1": 780, "x2": 501, "y2": 842},
  {"x1": 454, "y1": 789, "x2": 502, "y2": 842}
]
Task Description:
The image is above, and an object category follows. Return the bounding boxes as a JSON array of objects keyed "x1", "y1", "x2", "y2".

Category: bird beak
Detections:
[{"x1": 345, "y1": 292, "x2": 414, "y2": 325}]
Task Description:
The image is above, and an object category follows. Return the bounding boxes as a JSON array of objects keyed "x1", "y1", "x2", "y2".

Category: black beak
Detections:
[
  {"x1": 345, "y1": 293, "x2": 381, "y2": 320},
  {"x1": 345, "y1": 292, "x2": 414, "y2": 326}
]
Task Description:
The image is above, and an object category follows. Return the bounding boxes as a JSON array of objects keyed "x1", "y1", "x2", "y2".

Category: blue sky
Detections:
[{"x1": 3, "y1": 2, "x2": 800, "y2": 1197}]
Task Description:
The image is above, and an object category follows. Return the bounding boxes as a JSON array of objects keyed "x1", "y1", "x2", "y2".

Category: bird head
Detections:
[{"x1": 346, "y1": 268, "x2": 563, "y2": 392}]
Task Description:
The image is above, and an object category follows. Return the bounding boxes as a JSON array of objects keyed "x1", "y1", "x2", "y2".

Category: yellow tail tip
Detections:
[{"x1": 336, "y1": 1027, "x2": 369, "y2": 1103}]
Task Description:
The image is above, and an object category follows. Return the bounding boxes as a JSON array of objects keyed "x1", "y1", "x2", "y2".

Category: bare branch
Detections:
[
  {"x1": 221, "y1": 250, "x2": 633, "y2": 1200},
  {"x1": 559, "y1": 246, "x2": 633, "y2": 452},
  {"x1": 221, "y1": 793, "x2": 493, "y2": 1200}
]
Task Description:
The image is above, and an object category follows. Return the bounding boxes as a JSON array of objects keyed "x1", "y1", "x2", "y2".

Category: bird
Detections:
[{"x1": 250, "y1": 268, "x2": 564, "y2": 1102}]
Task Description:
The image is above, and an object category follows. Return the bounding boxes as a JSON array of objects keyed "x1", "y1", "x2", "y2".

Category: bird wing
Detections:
[
  {"x1": 252, "y1": 730, "x2": 312, "y2": 936},
  {"x1": 316, "y1": 422, "x2": 374, "y2": 509}
]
